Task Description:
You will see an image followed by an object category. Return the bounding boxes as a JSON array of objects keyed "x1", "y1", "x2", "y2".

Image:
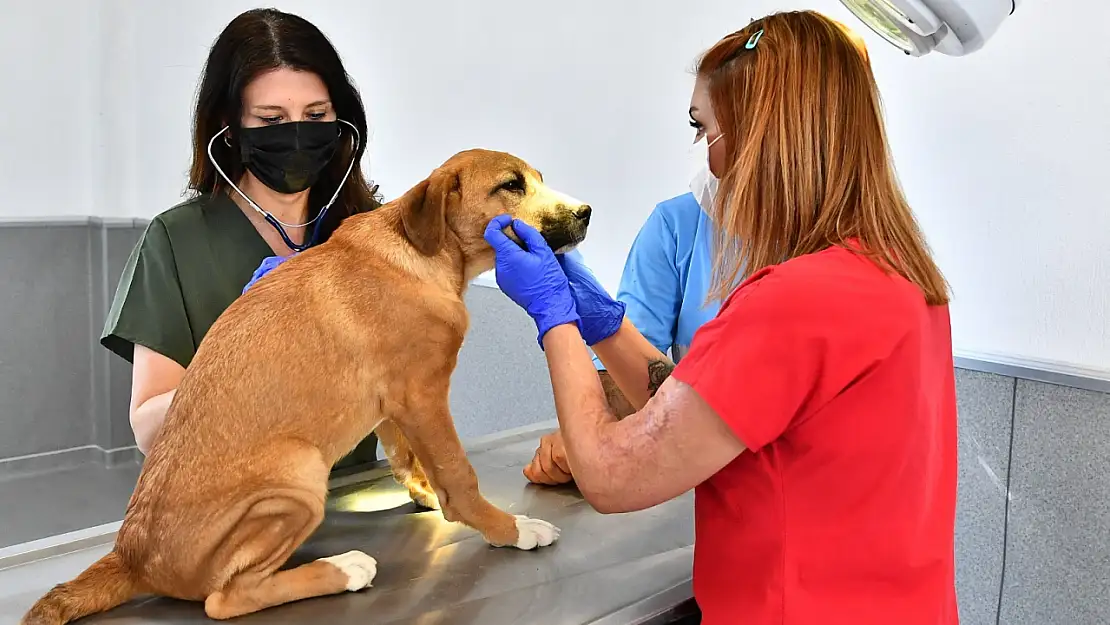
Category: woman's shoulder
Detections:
[
  {"x1": 722, "y1": 246, "x2": 929, "y2": 332},
  {"x1": 137, "y1": 192, "x2": 250, "y2": 256},
  {"x1": 649, "y1": 192, "x2": 702, "y2": 227},
  {"x1": 147, "y1": 192, "x2": 225, "y2": 234},
  {"x1": 629, "y1": 192, "x2": 703, "y2": 254}
]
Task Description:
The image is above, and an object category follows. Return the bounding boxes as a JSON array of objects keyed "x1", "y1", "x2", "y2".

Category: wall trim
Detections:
[
  {"x1": 0, "y1": 521, "x2": 120, "y2": 572},
  {"x1": 954, "y1": 351, "x2": 1110, "y2": 395},
  {"x1": 0, "y1": 217, "x2": 97, "y2": 227},
  {"x1": 0, "y1": 444, "x2": 140, "y2": 480},
  {"x1": 0, "y1": 216, "x2": 147, "y2": 228}
]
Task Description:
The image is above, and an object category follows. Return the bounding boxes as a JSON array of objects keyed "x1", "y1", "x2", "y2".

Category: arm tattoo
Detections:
[
  {"x1": 596, "y1": 358, "x2": 676, "y2": 421},
  {"x1": 599, "y1": 371, "x2": 637, "y2": 419},
  {"x1": 647, "y1": 358, "x2": 676, "y2": 397}
]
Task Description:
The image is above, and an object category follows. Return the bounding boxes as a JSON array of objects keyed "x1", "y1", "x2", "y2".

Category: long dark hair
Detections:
[{"x1": 188, "y1": 8, "x2": 381, "y2": 243}]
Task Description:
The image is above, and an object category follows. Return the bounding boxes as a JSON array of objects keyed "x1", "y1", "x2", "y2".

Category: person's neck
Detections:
[
  {"x1": 229, "y1": 173, "x2": 313, "y2": 254},
  {"x1": 237, "y1": 173, "x2": 311, "y2": 227}
]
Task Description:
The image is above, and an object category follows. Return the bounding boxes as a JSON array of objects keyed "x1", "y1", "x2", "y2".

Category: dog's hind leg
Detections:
[
  {"x1": 203, "y1": 553, "x2": 376, "y2": 620},
  {"x1": 393, "y1": 388, "x2": 560, "y2": 550},
  {"x1": 202, "y1": 444, "x2": 378, "y2": 620},
  {"x1": 376, "y1": 419, "x2": 439, "y2": 510}
]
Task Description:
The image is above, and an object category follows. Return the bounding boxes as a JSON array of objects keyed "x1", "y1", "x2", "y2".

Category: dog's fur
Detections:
[{"x1": 22, "y1": 149, "x2": 590, "y2": 624}]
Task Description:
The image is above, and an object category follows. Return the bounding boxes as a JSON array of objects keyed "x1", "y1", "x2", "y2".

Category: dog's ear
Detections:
[{"x1": 399, "y1": 169, "x2": 458, "y2": 256}]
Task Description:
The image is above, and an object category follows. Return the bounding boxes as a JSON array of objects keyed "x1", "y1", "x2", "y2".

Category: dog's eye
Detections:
[{"x1": 497, "y1": 178, "x2": 526, "y2": 195}]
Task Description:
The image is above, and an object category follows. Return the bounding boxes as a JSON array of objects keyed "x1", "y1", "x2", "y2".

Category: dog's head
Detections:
[{"x1": 394, "y1": 149, "x2": 591, "y2": 269}]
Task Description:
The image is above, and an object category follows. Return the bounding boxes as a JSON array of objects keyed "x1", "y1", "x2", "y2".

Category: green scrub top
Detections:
[{"x1": 101, "y1": 191, "x2": 378, "y2": 470}]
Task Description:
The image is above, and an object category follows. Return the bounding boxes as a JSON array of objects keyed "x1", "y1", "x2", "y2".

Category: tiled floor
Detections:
[{"x1": 0, "y1": 461, "x2": 140, "y2": 549}]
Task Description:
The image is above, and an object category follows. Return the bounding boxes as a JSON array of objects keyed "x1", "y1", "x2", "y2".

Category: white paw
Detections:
[
  {"x1": 319, "y1": 550, "x2": 378, "y2": 591},
  {"x1": 511, "y1": 515, "x2": 561, "y2": 550}
]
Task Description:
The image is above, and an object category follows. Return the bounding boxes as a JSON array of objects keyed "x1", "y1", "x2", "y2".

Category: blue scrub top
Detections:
[{"x1": 588, "y1": 192, "x2": 720, "y2": 369}]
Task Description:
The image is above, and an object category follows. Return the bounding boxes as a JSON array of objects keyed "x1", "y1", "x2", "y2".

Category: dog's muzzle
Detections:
[{"x1": 540, "y1": 206, "x2": 591, "y2": 253}]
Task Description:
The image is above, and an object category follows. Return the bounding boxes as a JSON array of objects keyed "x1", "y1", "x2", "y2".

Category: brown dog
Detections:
[{"x1": 22, "y1": 149, "x2": 591, "y2": 624}]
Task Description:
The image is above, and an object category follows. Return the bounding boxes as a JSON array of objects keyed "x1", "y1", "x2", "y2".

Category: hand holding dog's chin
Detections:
[{"x1": 484, "y1": 215, "x2": 580, "y2": 342}]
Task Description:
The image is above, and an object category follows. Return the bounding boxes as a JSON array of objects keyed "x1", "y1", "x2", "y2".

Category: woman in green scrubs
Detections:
[{"x1": 100, "y1": 8, "x2": 381, "y2": 472}]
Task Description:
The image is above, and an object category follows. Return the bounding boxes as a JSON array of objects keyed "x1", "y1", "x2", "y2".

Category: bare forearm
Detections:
[
  {"x1": 542, "y1": 325, "x2": 624, "y2": 500},
  {"x1": 131, "y1": 389, "x2": 175, "y2": 455},
  {"x1": 543, "y1": 325, "x2": 688, "y2": 512},
  {"x1": 592, "y1": 319, "x2": 676, "y2": 410}
]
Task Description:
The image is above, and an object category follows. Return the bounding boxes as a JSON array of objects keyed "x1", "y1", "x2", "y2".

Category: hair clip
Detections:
[
  {"x1": 745, "y1": 29, "x2": 764, "y2": 49},
  {"x1": 745, "y1": 29, "x2": 764, "y2": 50}
]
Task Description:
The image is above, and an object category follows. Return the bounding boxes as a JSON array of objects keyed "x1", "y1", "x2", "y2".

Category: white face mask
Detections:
[{"x1": 688, "y1": 134, "x2": 722, "y2": 211}]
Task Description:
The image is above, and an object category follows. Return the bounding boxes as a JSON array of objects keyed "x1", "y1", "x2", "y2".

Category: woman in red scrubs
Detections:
[{"x1": 484, "y1": 10, "x2": 959, "y2": 625}]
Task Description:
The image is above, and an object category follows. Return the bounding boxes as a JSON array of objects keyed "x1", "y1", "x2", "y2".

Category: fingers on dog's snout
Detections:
[
  {"x1": 510, "y1": 219, "x2": 537, "y2": 238},
  {"x1": 484, "y1": 214, "x2": 511, "y2": 237},
  {"x1": 484, "y1": 215, "x2": 516, "y2": 250},
  {"x1": 511, "y1": 219, "x2": 548, "y2": 252}
]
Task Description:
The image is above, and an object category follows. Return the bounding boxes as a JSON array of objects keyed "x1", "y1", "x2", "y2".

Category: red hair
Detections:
[{"x1": 697, "y1": 11, "x2": 949, "y2": 305}]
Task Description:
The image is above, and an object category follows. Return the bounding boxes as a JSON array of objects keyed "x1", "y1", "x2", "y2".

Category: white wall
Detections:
[
  {"x1": 1, "y1": 0, "x2": 1108, "y2": 376},
  {"x1": 0, "y1": 0, "x2": 101, "y2": 218}
]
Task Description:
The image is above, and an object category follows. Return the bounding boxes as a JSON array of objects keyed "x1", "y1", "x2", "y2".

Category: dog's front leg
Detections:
[
  {"x1": 393, "y1": 397, "x2": 560, "y2": 550},
  {"x1": 375, "y1": 419, "x2": 440, "y2": 510}
]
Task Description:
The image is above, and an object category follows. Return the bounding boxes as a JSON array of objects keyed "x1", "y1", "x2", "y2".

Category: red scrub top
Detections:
[{"x1": 672, "y1": 244, "x2": 959, "y2": 625}]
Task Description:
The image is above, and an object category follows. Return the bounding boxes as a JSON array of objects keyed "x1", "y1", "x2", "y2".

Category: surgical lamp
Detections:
[{"x1": 839, "y1": 0, "x2": 1020, "y2": 56}]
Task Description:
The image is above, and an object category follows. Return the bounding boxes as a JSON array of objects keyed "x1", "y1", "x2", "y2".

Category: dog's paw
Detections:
[
  {"x1": 319, "y1": 550, "x2": 377, "y2": 591},
  {"x1": 511, "y1": 515, "x2": 560, "y2": 550},
  {"x1": 409, "y1": 485, "x2": 441, "y2": 510}
]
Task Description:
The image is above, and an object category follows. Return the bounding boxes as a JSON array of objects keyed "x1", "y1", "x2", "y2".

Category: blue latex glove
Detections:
[
  {"x1": 483, "y1": 215, "x2": 581, "y2": 346},
  {"x1": 557, "y1": 250, "x2": 626, "y2": 345},
  {"x1": 242, "y1": 254, "x2": 292, "y2": 295}
]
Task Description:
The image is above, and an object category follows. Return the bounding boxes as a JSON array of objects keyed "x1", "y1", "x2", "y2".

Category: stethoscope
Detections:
[{"x1": 206, "y1": 119, "x2": 361, "y2": 252}]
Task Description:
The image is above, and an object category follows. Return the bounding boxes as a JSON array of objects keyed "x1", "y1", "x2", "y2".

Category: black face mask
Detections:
[{"x1": 238, "y1": 121, "x2": 342, "y2": 194}]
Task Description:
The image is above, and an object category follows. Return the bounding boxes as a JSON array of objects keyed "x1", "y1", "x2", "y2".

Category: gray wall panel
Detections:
[
  {"x1": 451, "y1": 286, "x2": 556, "y2": 440},
  {"x1": 104, "y1": 225, "x2": 142, "y2": 450},
  {"x1": 953, "y1": 369, "x2": 1014, "y2": 625},
  {"x1": 0, "y1": 226, "x2": 94, "y2": 459},
  {"x1": 88, "y1": 224, "x2": 111, "y2": 450},
  {"x1": 1000, "y1": 380, "x2": 1110, "y2": 625}
]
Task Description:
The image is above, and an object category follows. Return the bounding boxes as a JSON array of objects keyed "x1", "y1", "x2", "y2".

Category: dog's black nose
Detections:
[{"x1": 576, "y1": 205, "x2": 592, "y2": 224}]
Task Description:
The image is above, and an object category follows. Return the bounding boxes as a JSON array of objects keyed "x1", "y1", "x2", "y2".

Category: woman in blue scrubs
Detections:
[{"x1": 523, "y1": 167, "x2": 720, "y2": 485}]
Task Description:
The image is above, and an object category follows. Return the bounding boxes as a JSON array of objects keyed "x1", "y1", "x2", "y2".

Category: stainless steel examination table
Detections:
[{"x1": 0, "y1": 423, "x2": 699, "y2": 625}]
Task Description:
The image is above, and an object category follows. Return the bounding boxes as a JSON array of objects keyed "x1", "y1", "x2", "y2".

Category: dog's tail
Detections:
[{"x1": 21, "y1": 551, "x2": 140, "y2": 625}]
